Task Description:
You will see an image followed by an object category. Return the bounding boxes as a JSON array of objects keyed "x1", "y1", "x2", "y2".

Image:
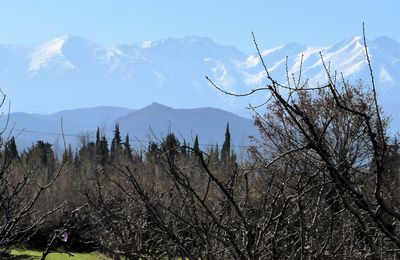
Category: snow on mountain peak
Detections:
[
  {"x1": 0, "y1": 34, "x2": 396, "y2": 126},
  {"x1": 242, "y1": 45, "x2": 284, "y2": 68},
  {"x1": 380, "y1": 67, "x2": 394, "y2": 84},
  {"x1": 28, "y1": 35, "x2": 75, "y2": 73},
  {"x1": 39, "y1": 35, "x2": 70, "y2": 52},
  {"x1": 350, "y1": 35, "x2": 362, "y2": 43},
  {"x1": 141, "y1": 40, "x2": 153, "y2": 48},
  {"x1": 28, "y1": 35, "x2": 100, "y2": 74},
  {"x1": 241, "y1": 35, "x2": 399, "y2": 89}
]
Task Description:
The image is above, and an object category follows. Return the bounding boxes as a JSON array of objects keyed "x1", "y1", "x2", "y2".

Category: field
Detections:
[{"x1": 10, "y1": 249, "x2": 111, "y2": 260}]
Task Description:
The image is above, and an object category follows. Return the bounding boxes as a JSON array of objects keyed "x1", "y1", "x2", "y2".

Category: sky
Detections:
[{"x1": 0, "y1": 1, "x2": 398, "y2": 52}]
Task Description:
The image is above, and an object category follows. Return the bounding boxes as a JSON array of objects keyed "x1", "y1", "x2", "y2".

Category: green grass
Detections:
[{"x1": 10, "y1": 249, "x2": 111, "y2": 260}]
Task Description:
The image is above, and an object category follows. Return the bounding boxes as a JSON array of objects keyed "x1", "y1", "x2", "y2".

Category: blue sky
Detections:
[{"x1": 0, "y1": 1, "x2": 398, "y2": 52}]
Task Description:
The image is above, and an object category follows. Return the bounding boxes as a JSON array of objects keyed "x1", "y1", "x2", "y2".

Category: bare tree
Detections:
[
  {"x1": 81, "y1": 27, "x2": 399, "y2": 259},
  {"x1": 205, "y1": 25, "x2": 400, "y2": 257}
]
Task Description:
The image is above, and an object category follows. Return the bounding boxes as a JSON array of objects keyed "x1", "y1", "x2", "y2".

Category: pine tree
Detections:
[
  {"x1": 221, "y1": 123, "x2": 231, "y2": 164},
  {"x1": 114, "y1": 123, "x2": 122, "y2": 146},
  {"x1": 110, "y1": 123, "x2": 122, "y2": 160}
]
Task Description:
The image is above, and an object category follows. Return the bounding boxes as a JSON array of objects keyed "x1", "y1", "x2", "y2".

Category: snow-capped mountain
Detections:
[
  {"x1": 0, "y1": 35, "x2": 398, "y2": 129},
  {"x1": 242, "y1": 35, "x2": 400, "y2": 130}
]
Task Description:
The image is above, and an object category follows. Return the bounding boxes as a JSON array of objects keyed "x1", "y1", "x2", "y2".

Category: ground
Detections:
[{"x1": 10, "y1": 249, "x2": 111, "y2": 260}]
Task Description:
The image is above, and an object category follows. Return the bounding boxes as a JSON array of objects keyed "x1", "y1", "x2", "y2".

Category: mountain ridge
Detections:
[
  {"x1": 0, "y1": 103, "x2": 258, "y2": 153},
  {"x1": 0, "y1": 34, "x2": 397, "y2": 130}
]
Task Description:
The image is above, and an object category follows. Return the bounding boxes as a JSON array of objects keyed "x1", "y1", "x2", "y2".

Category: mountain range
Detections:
[
  {"x1": 0, "y1": 35, "x2": 398, "y2": 112},
  {"x1": 0, "y1": 34, "x2": 397, "y2": 146},
  {"x1": 0, "y1": 103, "x2": 258, "y2": 154}
]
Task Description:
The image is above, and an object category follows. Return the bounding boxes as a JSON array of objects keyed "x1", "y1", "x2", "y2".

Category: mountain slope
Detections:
[
  {"x1": 115, "y1": 102, "x2": 257, "y2": 149},
  {"x1": 242, "y1": 36, "x2": 400, "y2": 130},
  {"x1": 0, "y1": 106, "x2": 134, "y2": 150},
  {"x1": 0, "y1": 35, "x2": 398, "y2": 129},
  {"x1": 0, "y1": 104, "x2": 258, "y2": 153}
]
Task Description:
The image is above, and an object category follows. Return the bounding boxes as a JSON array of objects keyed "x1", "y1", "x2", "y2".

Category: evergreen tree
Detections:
[
  {"x1": 95, "y1": 127, "x2": 101, "y2": 147},
  {"x1": 124, "y1": 134, "x2": 133, "y2": 161},
  {"x1": 192, "y1": 135, "x2": 202, "y2": 165},
  {"x1": 214, "y1": 143, "x2": 219, "y2": 162},
  {"x1": 110, "y1": 138, "x2": 116, "y2": 159},
  {"x1": 209, "y1": 144, "x2": 220, "y2": 164},
  {"x1": 86, "y1": 141, "x2": 96, "y2": 160},
  {"x1": 97, "y1": 135, "x2": 109, "y2": 166},
  {"x1": 5, "y1": 137, "x2": 19, "y2": 161},
  {"x1": 221, "y1": 123, "x2": 231, "y2": 164},
  {"x1": 231, "y1": 150, "x2": 237, "y2": 163},
  {"x1": 34, "y1": 140, "x2": 53, "y2": 166},
  {"x1": 193, "y1": 135, "x2": 200, "y2": 156},
  {"x1": 29, "y1": 140, "x2": 55, "y2": 183},
  {"x1": 161, "y1": 133, "x2": 180, "y2": 162},
  {"x1": 113, "y1": 123, "x2": 122, "y2": 146},
  {"x1": 146, "y1": 142, "x2": 159, "y2": 163},
  {"x1": 110, "y1": 123, "x2": 122, "y2": 160}
]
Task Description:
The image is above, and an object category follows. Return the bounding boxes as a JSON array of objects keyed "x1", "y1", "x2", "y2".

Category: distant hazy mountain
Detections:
[
  {"x1": 0, "y1": 35, "x2": 398, "y2": 129},
  {"x1": 0, "y1": 106, "x2": 134, "y2": 151},
  {"x1": 0, "y1": 103, "x2": 257, "y2": 153},
  {"x1": 115, "y1": 102, "x2": 258, "y2": 150}
]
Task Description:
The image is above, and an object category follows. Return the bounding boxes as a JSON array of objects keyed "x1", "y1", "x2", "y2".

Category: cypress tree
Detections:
[
  {"x1": 221, "y1": 123, "x2": 231, "y2": 164},
  {"x1": 192, "y1": 135, "x2": 202, "y2": 165},
  {"x1": 193, "y1": 135, "x2": 200, "y2": 156},
  {"x1": 214, "y1": 143, "x2": 219, "y2": 162},
  {"x1": 124, "y1": 134, "x2": 133, "y2": 161},
  {"x1": 95, "y1": 127, "x2": 101, "y2": 147}
]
